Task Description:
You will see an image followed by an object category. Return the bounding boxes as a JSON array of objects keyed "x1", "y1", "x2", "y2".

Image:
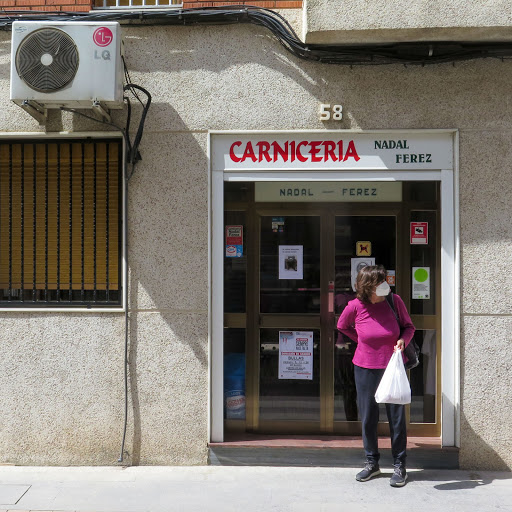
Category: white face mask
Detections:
[{"x1": 375, "y1": 281, "x2": 391, "y2": 296}]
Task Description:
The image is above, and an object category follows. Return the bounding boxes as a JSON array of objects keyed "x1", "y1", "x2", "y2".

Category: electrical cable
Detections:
[
  {"x1": 119, "y1": 197, "x2": 129, "y2": 464},
  {"x1": 123, "y1": 83, "x2": 152, "y2": 178},
  {"x1": 62, "y1": 77, "x2": 151, "y2": 467},
  {"x1": 3, "y1": 6, "x2": 512, "y2": 65},
  {"x1": 60, "y1": 106, "x2": 131, "y2": 162},
  {"x1": 122, "y1": 57, "x2": 144, "y2": 107}
]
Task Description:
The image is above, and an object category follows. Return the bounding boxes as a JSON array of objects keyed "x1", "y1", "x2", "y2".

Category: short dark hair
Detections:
[{"x1": 355, "y1": 265, "x2": 387, "y2": 303}]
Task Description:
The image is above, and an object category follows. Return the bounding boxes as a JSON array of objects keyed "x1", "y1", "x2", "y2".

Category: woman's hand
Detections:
[{"x1": 394, "y1": 339, "x2": 405, "y2": 352}]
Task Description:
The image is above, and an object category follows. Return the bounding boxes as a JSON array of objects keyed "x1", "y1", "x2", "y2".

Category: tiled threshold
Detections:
[{"x1": 209, "y1": 435, "x2": 459, "y2": 469}]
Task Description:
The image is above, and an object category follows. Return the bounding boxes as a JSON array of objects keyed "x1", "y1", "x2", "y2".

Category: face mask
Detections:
[{"x1": 375, "y1": 281, "x2": 391, "y2": 296}]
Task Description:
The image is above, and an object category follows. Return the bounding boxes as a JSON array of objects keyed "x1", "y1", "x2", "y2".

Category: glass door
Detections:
[
  {"x1": 258, "y1": 214, "x2": 321, "y2": 430},
  {"x1": 333, "y1": 215, "x2": 397, "y2": 434},
  {"x1": 223, "y1": 181, "x2": 441, "y2": 437}
]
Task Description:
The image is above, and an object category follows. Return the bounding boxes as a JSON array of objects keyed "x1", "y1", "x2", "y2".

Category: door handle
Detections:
[{"x1": 328, "y1": 280, "x2": 334, "y2": 313}]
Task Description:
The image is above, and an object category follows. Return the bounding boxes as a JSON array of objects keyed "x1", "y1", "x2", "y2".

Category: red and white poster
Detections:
[
  {"x1": 225, "y1": 225, "x2": 243, "y2": 257},
  {"x1": 279, "y1": 331, "x2": 313, "y2": 380},
  {"x1": 410, "y1": 222, "x2": 428, "y2": 245}
]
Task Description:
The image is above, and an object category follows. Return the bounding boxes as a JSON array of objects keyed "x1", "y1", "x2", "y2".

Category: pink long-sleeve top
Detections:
[{"x1": 336, "y1": 294, "x2": 415, "y2": 369}]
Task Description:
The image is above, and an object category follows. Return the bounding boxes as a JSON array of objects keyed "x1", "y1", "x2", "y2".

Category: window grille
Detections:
[
  {"x1": 94, "y1": 0, "x2": 183, "y2": 9},
  {"x1": 0, "y1": 138, "x2": 123, "y2": 308}
]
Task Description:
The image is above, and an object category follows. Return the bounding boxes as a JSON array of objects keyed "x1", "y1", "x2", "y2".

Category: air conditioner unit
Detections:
[{"x1": 10, "y1": 21, "x2": 124, "y2": 119}]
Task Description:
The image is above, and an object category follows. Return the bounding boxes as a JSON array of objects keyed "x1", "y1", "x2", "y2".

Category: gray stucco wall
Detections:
[
  {"x1": 305, "y1": 0, "x2": 512, "y2": 43},
  {"x1": 1, "y1": 8, "x2": 512, "y2": 469}
]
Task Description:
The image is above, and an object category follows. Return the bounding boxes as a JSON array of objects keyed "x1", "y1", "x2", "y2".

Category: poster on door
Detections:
[
  {"x1": 410, "y1": 222, "x2": 428, "y2": 244},
  {"x1": 278, "y1": 245, "x2": 304, "y2": 280},
  {"x1": 279, "y1": 331, "x2": 313, "y2": 380},
  {"x1": 225, "y1": 225, "x2": 243, "y2": 257},
  {"x1": 351, "y1": 257, "x2": 375, "y2": 291},
  {"x1": 412, "y1": 267, "x2": 430, "y2": 299}
]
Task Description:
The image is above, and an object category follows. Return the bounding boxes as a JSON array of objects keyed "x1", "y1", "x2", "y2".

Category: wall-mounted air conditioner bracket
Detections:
[
  {"x1": 20, "y1": 100, "x2": 47, "y2": 125},
  {"x1": 92, "y1": 101, "x2": 111, "y2": 123}
]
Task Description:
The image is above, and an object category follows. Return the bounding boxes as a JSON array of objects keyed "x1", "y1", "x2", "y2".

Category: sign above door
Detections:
[
  {"x1": 211, "y1": 131, "x2": 454, "y2": 172},
  {"x1": 255, "y1": 181, "x2": 402, "y2": 202}
]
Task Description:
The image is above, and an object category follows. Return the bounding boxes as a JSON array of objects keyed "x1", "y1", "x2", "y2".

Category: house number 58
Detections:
[{"x1": 319, "y1": 104, "x2": 343, "y2": 121}]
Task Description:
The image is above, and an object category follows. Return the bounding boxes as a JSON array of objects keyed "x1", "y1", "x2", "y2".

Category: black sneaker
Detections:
[
  {"x1": 355, "y1": 462, "x2": 381, "y2": 482},
  {"x1": 390, "y1": 465, "x2": 408, "y2": 487}
]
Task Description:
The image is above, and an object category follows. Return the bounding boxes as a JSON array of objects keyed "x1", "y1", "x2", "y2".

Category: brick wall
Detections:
[
  {"x1": 0, "y1": 0, "x2": 301, "y2": 13},
  {"x1": 183, "y1": 1, "x2": 302, "y2": 7},
  {"x1": 0, "y1": 0, "x2": 91, "y2": 11}
]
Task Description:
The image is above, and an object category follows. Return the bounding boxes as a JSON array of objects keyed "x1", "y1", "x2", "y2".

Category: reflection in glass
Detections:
[
  {"x1": 224, "y1": 182, "x2": 252, "y2": 202},
  {"x1": 410, "y1": 211, "x2": 436, "y2": 315},
  {"x1": 224, "y1": 328, "x2": 246, "y2": 420},
  {"x1": 334, "y1": 216, "x2": 396, "y2": 293},
  {"x1": 259, "y1": 328, "x2": 320, "y2": 421},
  {"x1": 260, "y1": 216, "x2": 321, "y2": 314},
  {"x1": 409, "y1": 330, "x2": 436, "y2": 423},
  {"x1": 224, "y1": 212, "x2": 246, "y2": 313},
  {"x1": 408, "y1": 182, "x2": 438, "y2": 202},
  {"x1": 334, "y1": 328, "x2": 359, "y2": 421},
  {"x1": 334, "y1": 215, "x2": 396, "y2": 422}
]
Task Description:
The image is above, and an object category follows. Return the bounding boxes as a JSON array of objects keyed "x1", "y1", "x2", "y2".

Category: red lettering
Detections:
[
  {"x1": 296, "y1": 141, "x2": 308, "y2": 162},
  {"x1": 229, "y1": 141, "x2": 242, "y2": 162},
  {"x1": 271, "y1": 141, "x2": 289, "y2": 162},
  {"x1": 338, "y1": 140, "x2": 344, "y2": 161},
  {"x1": 309, "y1": 140, "x2": 323, "y2": 162},
  {"x1": 322, "y1": 141, "x2": 336, "y2": 162},
  {"x1": 290, "y1": 141, "x2": 296, "y2": 162},
  {"x1": 257, "y1": 141, "x2": 272, "y2": 163},
  {"x1": 343, "y1": 140, "x2": 360, "y2": 162},
  {"x1": 241, "y1": 142, "x2": 257, "y2": 163}
]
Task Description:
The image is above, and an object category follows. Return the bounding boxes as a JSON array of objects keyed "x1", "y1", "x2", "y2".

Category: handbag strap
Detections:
[{"x1": 385, "y1": 293, "x2": 401, "y2": 328}]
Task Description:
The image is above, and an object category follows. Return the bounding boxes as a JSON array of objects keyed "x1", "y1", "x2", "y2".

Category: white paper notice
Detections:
[
  {"x1": 279, "y1": 245, "x2": 304, "y2": 280},
  {"x1": 412, "y1": 267, "x2": 430, "y2": 299},
  {"x1": 279, "y1": 331, "x2": 314, "y2": 380},
  {"x1": 351, "y1": 257, "x2": 375, "y2": 291}
]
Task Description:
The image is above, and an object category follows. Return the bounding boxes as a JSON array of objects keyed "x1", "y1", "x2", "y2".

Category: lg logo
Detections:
[
  {"x1": 94, "y1": 50, "x2": 111, "y2": 61},
  {"x1": 93, "y1": 27, "x2": 113, "y2": 47}
]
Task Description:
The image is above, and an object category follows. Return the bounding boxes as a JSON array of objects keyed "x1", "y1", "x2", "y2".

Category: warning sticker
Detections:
[{"x1": 410, "y1": 222, "x2": 428, "y2": 245}]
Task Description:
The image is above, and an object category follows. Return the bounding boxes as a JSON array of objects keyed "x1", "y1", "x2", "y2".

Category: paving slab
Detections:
[
  {"x1": 0, "y1": 466, "x2": 510, "y2": 512},
  {"x1": 0, "y1": 485, "x2": 30, "y2": 505}
]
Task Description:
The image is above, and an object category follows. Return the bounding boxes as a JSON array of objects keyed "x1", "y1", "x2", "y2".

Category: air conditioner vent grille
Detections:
[{"x1": 15, "y1": 28, "x2": 79, "y2": 93}]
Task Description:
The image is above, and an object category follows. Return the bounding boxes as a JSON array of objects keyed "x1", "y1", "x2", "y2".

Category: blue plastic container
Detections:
[{"x1": 224, "y1": 353, "x2": 246, "y2": 419}]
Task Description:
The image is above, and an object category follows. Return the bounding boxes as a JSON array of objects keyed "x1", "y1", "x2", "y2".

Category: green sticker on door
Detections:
[{"x1": 412, "y1": 267, "x2": 430, "y2": 299}]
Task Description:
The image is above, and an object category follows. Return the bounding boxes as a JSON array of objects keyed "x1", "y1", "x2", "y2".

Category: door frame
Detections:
[{"x1": 209, "y1": 130, "x2": 459, "y2": 447}]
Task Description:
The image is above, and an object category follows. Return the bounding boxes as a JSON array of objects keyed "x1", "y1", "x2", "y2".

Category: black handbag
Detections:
[{"x1": 385, "y1": 293, "x2": 420, "y2": 370}]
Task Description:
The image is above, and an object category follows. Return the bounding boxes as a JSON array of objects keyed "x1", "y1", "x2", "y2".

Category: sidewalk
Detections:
[{"x1": 1, "y1": 465, "x2": 512, "y2": 512}]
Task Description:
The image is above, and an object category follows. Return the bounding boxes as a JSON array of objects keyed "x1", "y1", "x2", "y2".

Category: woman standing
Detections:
[{"x1": 337, "y1": 265, "x2": 415, "y2": 487}]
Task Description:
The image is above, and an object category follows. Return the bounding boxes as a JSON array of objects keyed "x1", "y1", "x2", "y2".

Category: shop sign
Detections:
[
  {"x1": 255, "y1": 182, "x2": 402, "y2": 202},
  {"x1": 211, "y1": 132, "x2": 453, "y2": 171}
]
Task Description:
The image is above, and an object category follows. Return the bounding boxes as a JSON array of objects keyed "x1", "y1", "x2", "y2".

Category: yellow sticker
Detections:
[{"x1": 356, "y1": 241, "x2": 372, "y2": 257}]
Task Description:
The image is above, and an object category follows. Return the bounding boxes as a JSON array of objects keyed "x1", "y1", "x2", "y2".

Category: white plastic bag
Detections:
[{"x1": 374, "y1": 351, "x2": 411, "y2": 404}]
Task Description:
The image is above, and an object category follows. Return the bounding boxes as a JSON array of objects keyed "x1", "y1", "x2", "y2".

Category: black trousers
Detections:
[{"x1": 354, "y1": 364, "x2": 407, "y2": 467}]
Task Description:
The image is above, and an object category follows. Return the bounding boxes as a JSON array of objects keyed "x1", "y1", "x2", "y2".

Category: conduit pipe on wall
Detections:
[{"x1": 3, "y1": 7, "x2": 512, "y2": 65}]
